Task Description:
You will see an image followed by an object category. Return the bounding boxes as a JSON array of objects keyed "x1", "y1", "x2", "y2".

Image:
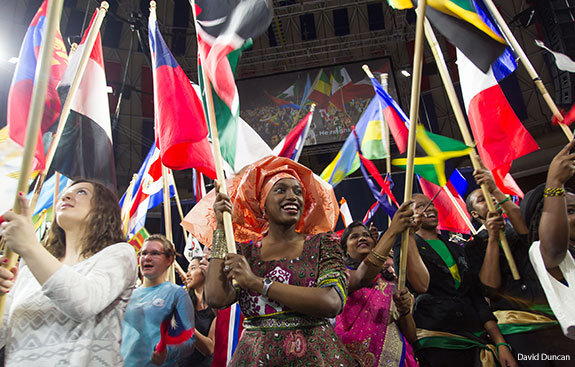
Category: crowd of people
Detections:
[{"x1": 0, "y1": 141, "x2": 575, "y2": 366}]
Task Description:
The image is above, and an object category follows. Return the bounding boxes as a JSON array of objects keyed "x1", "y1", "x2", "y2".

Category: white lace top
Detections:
[{"x1": 0, "y1": 242, "x2": 138, "y2": 366}]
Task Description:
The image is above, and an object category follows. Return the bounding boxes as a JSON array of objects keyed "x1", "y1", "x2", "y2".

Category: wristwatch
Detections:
[{"x1": 262, "y1": 278, "x2": 273, "y2": 297}]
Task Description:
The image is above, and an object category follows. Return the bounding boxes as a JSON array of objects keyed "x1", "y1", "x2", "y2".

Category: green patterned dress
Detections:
[{"x1": 230, "y1": 232, "x2": 356, "y2": 367}]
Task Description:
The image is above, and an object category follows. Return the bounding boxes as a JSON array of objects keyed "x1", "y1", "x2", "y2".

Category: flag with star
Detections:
[{"x1": 392, "y1": 125, "x2": 472, "y2": 187}]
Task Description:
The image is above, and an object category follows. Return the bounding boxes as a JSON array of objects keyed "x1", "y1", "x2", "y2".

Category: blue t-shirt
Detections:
[{"x1": 122, "y1": 282, "x2": 195, "y2": 367}]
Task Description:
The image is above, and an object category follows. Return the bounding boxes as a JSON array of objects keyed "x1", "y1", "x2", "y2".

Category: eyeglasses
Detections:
[{"x1": 140, "y1": 251, "x2": 166, "y2": 257}]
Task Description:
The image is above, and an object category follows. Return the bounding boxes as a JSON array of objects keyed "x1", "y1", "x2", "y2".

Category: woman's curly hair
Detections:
[{"x1": 43, "y1": 179, "x2": 125, "y2": 259}]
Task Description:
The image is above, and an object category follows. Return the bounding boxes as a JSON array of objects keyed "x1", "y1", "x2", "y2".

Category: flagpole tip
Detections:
[
  {"x1": 150, "y1": 1, "x2": 157, "y2": 9},
  {"x1": 362, "y1": 65, "x2": 374, "y2": 78},
  {"x1": 310, "y1": 104, "x2": 316, "y2": 112},
  {"x1": 100, "y1": 1, "x2": 109, "y2": 11}
]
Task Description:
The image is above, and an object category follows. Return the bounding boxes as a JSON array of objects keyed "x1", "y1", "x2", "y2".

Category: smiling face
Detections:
[
  {"x1": 264, "y1": 178, "x2": 304, "y2": 226},
  {"x1": 186, "y1": 258, "x2": 204, "y2": 290},
  {"x1": 139, "y1": 240, "x2": 173, "y2": 281},
  {"x1": 345, "y1": 224, "x2": 375, "y2": 260},
  {"x1": 55, "y1": 182, "x2": 94, "y2": 229},
  {"x1": 413, "y1": 194, "x2": 438, "y2": 230}
]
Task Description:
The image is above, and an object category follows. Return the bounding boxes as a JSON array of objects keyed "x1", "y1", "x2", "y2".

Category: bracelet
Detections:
[
  {"x1": 261, "y1": 278, "x2": 273, "y2": 297},
  {"x1": 543, "y1": 187, "x2": 566, "y2": 198},
  {"x1": 495, "y1": 342, "x2": 511, "y2": 351},
  {"x1": 370, "y1": 249, "x2": 388, "y2": 263},
  {"x1": 399, "y1": 309, "x2": 411, "y2": 317},
  {"x1": 209, "y1": 229, "x2": 228, "y2": 260},
  {"x1": 365, "y1": 250, "x2": 387, "y2": 268},
  {"x1": 496, "y1": 196, "x2": 510, "y2": 209}
]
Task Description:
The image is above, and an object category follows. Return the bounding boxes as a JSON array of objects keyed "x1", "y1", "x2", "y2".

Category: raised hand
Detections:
[
  {"x1": 547, "y1": 138, "x2": 575, "y2": 187},
  {"x1": 388, "y1": 200, "x2": 415, "y2": 236},
  {"x1": 1, "y1": 193, "x2": 40, "y2": 257}
]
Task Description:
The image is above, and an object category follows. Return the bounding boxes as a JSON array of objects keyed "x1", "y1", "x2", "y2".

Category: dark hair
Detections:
[
  {"x1": 44, "y1": 179, "x2": 125, "y2": 259},
  {"x1": 188, "y1": 257, "x2": 216, "y2": 316},
  {"x1": 340, "y1": 220, "x2": 369, "y2": 253}
]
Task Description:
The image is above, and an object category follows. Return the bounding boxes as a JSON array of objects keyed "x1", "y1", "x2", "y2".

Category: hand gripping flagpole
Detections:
[
  {"x1": 424, "y1": 19, "x2": 520, "y2": 279},
  {"x1": 0, "y1": 0, "x2": 65, "y2": 326},
  {"x1": 398, "y1": 0, "x2": 427, "y2": 290},
  {"x1": 481, "y1": 0, "x2": 573, "y2": 141},
  {"x1": 189, "y1": 1, "x2": 237, "y2": 257},
  {"x1": 29, "y1": 1, "x2": 110, "y2": 212}
]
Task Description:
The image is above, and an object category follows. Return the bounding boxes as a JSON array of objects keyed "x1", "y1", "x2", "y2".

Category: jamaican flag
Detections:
[
  {"x1": 386, "y1": 0, "x2": 506, "y2": 73},
  {"x1": 392, "y1": 125, "x2": 472, "y2": 187}
]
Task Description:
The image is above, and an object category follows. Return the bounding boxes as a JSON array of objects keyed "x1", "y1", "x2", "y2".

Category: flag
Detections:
[
  {"x1": 392, "y1": 125, "x2": 472, "y2": 187},
  {"x1": 155, "y1": 306, "x2": 195, "y2": 354},
  {"x1": 194, "y1": 0, "x2": 272, "y2": 171},
  {"x1": 352, "y1": 128, "x2": 398, "y2": 219},
  {"x1": 299, "y1": 74, "x2": 312, "y2": 107},
  {"x1": 0, "y1": 128, "x2": 26, "y2": 214},
  {"x1": 320, "y1": 98, "x2": 388, "y2": 186},
  {"x1": 7, "y1": 0, "x2": 68, "y2": 170},
  {"x1": 27, "y1": 173, "x2": 70, "y2": 216},
  {"x1": 51, "y1": 10, "x2": 115, "y2": 187},
  {"x1": 267, "y1": 92, "x2": 300, "y2": 109},
  {"x1": 272, "y1": 110, "x2": 312, "y2": 160},
  {"x1": 192, "y1": 168, "x2": 206, "y2": 201},
  {"x1": 212, "y1": 303, "x2": 244, "y2": 367},
  {"x1": 362, "y1": 173, "x2": 396, "y2": 223},
  {"x1": 306, "y1": 69, "x2": 332, "y2": 108},
  {"x1": 329, "y1": 66, "x2": 353, "y2": 110},
  {"x1": 535, "y1": 39, "x2": 575, "y2": 73},
  {"x1": 339, "y1": 198, "x2": 353, "y2": 227},
  {"x1": 128, "y1": 227, "x2": 150, "y2": 252},
  {"x1": 370, "y1": 77, "x2": 409, "y2": 153},
  {"x1": 388, "y1": 0, "x2": 506, "y2": 73},
  {"x1": 183, "y1": 234, "x2": 204, "y2": 262},
  {"x1": 222, "y1": 116, "x2": 273, "y2": 175},
  {"x1": 457, "y1": 49, "x2": 539, "y2": 197},
  {"x1": 278, "y1": 83, "x2": 297, "y2": 100},
  {"x1": 149, "y1": 5, "x2": 216, "y2": 178},
  {"x1": 419, "y1": 177, "x2": 471, "y2": 234},
  {"x1": 120, "y1": 143, "x2": 175, "y2": 238}
]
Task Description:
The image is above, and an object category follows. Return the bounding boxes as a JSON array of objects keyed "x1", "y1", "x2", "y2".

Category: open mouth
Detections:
[
  {"x1": 281, "y1": 203, "x2": 300, "y2": 215},
  {"x1": 141, "y1": 264, "x2": 154, "y2": 270}
]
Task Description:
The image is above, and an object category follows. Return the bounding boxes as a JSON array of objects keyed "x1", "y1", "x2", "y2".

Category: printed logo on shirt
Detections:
[{"x1": 152, "y1": 298, "x2": 165, "y2": 307}]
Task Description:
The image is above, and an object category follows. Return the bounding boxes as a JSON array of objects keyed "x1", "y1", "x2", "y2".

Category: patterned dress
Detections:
[{"x1": 229, "y1": 232, "x2": 356, "y2": 367}]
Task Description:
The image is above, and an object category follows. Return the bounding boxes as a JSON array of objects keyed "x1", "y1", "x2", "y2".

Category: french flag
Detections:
[
  {"x1": 120, "y1": 143, "x2": 175, "y2": 239},
  {"x1": 272, "y1": 110, "x2": 313, "y2": 161},
  {"x1": 7, "y1": 0, "x2": 68, "y2": 170},
  {"x1": 149, "y1": 4, "x2": 216, "y2": 178},
  {"x1": 52, "y1": 9, "x2": 116, "y2": 187}
]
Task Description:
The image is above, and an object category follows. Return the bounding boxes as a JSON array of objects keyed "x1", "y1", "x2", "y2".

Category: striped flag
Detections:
[
  {"x1": 272, "y1": 110, "x2": 313, "y2": 161},
  {"x1": 320, "y1": 98, "x2": 388, "y2": 186},
  {"x1": 52, "y1": 9, "x2": 115, "y2": 186},
  {"x1": 212, "y1": 303, "x2": 244, "y2": 366},
  {"x1": 128, "y1": 227, "x2": 150, "y2": 252},
  {"x1": 7, "y1": 0, "x2": 68, "y2": 171},
  {"x1": 339, "y1": 198, "x2": 353, "y2": 227}
]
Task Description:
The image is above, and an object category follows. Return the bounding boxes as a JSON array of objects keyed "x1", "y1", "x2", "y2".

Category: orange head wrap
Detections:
[{"x1": 182, "y1": 156, "x2": 338, "y2": 245}]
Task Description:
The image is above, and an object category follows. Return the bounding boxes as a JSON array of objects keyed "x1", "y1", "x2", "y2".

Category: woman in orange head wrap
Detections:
[{"x1": 183, "y1": 156, "x2": 355, "y2": 366}]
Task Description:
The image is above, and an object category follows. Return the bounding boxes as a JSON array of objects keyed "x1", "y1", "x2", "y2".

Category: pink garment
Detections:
[{"x1": 335, "y1": 275, "x2": 418, "y2": 367}]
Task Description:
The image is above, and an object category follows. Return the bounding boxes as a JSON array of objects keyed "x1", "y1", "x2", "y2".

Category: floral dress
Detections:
[{"x1": 229, "y1": 232, "x2": 356, "y2": 367}]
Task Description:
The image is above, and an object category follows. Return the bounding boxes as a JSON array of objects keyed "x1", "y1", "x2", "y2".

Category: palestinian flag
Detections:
[
  {"x1": 194, "y1": 0, "x2": 272, "y2": 170},
  {"x1": 307, "y1": 69, "x2": 331, "y2": 108},
  {"x1": 52, "y1": 10, "x2": 116, "y2": 187},
  {"x1": 392, "y1": 125, "x2": 472, "y2": 187},
  {"x1": 387, "y1": 0, "x2": 506, "y2": 72}
]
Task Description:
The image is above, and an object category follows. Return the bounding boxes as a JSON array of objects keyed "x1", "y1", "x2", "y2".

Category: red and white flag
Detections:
[{"x1": 457, "y1": 50, "x2": 539, "y2": 197}]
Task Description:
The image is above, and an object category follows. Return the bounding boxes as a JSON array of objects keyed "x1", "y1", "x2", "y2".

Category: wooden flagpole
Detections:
[
  {"x1": 482, "y1": 0, "x2": 573, "y2": 141},
  {"x1": 0, "y1": 0, "x2": 65, "y2": 326},
  {"x1": 424, "y1": 19, "x2": 520, "y2": 279},
  {"x1": 161, "y1": 164, "x2": 176, "y2": 283},
  {"x1": 169, "y1": 170, "x2": 189, "y2": 243},
  {"x1": 190, "y1": 0, "x2": 237, "y2": 256},
  {"x1": 293, "y1": 104, "x2": 315, "y2": 162},
  {"x1": 380, "y1": 73, "x2": 392, "y2": 227},
  {"x1": 29, "y1": 1, "x2": 110, "y2": 212},
  {"x1": 52, "y1": 172, "x2": 61, "y2": 208},
  {"x1": 398, "y1": 0, "x2": 428, "y2": 290},
  {"x1": 121, "y1": 173, "x2": 138, "y2": 236},
  {"x1": 442, "y1": 186, "x2": 477, "y2": 236}
]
